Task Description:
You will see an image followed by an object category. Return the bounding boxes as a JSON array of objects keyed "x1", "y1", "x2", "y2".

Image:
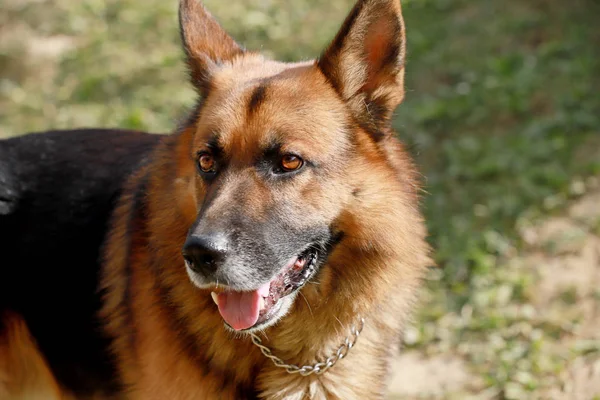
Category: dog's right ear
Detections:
[{"x1": 179, "y1": 0, "x2": 244, "y2": 95}]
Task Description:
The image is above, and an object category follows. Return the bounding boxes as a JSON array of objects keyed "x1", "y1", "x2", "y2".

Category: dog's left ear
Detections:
[
  {"x1": 318, "y1": 0, "x2": 406, "y2": 140},
  {"x1": 179, "y1": 0, "x2": 244, "y2": 95}
]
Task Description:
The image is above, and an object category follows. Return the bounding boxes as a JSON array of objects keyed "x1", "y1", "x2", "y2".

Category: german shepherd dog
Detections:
[{"x1": 1, "y1": 0, "x2": 431, "y2": 398}]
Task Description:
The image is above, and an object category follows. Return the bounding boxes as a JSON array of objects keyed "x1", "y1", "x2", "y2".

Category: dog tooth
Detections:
[
  {"x1": 259, "y1": 296, "x2": 266, "y2": 311},
  {"x1": 210, "y1": 292, "x2": 219, "y2": 306}
]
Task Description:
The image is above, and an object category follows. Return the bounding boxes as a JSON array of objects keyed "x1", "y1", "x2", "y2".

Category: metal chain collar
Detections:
[{"x1": 249, "y1": 317, "x2": 365, "y2": 376}]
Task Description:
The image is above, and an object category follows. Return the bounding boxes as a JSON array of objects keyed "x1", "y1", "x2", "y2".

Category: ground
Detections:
[
  {"x1": 389, "y1": 177, "x2": 600, "y2": 399},
  {"x1": 1, "y1": 0, "x2": 599, "y2": 399}
]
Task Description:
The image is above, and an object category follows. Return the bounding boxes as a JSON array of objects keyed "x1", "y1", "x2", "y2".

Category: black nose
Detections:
[{"x1": 182, "y1": 234, "x2": 228, "y2": 275}]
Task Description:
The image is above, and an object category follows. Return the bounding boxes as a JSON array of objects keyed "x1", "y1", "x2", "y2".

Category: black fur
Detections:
[
  {"x1": 247, "y1": 83, "x2": 268, "y2": 116},
  {"x1": 0, "y1": 129, "x2": 162, "y2": 396}
]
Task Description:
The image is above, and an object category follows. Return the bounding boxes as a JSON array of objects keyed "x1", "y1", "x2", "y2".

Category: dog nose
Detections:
[{"x1": 182, "y1": 234, "x2": 228, "y2": 275}]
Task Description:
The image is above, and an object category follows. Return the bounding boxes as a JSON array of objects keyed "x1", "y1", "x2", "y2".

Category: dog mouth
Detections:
[{"x1": 210, "y1": 247, "x2": 319, "y2": 331}]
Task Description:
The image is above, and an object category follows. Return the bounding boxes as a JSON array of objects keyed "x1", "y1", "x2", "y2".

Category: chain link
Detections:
[{"x1": 250, "y1": 317, "x2": 365, "y2": 376}]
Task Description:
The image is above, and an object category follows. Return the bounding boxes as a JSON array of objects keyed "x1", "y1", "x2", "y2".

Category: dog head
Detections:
[{"x1": 176, "y1": 0, "x2": 411, "y2": 332}]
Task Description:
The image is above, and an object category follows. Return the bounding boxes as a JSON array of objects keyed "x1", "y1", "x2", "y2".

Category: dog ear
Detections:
[
  {"x1": 318, "y1": 0, "x2": 406, "y2": 140},
  {"x1": 179, "y1": 0, "x2": 244, "y2": 95}
]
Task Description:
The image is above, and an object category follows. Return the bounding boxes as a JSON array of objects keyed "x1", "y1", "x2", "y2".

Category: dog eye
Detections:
[
  {"x1": 279, "y1": 154, "x2": 304, "y2": 172},
  {"x1": 197, "y1": 153, "x2": 216, "y2": 174}
]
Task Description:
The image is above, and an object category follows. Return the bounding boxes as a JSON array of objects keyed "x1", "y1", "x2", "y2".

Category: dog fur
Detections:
[{"x1": 0, "y1": 129, "x2": 162, "y2": 398}]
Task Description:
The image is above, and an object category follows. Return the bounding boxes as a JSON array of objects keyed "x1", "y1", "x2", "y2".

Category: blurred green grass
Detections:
[
  {"x1": 397, "y1": 0, "x2": 600, "y2": 306},
  {"x1": 1, "y1": 0, "x2": 599, "y2": 397}
]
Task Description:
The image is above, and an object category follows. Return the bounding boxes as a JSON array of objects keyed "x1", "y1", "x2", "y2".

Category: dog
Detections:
[{"x1": 1, "y1": 0, "x2": 432, "y2": 398}]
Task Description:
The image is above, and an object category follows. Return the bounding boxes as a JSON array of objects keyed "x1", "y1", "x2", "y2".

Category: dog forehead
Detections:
[{"x1": 195, "y1": 62, "x2": 349, "y2": 157}]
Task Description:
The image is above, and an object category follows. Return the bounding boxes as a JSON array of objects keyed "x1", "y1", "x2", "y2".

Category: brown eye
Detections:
[
  {"x1": 280, "y1": 154, "x2": 303, "y2": 172},
  {"x1": 198, "y1": 153, "x2": 216, "y2": 173}
]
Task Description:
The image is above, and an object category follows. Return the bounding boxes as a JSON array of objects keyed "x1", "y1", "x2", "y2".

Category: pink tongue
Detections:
[{"x1": 216, "y1": 282, "x2": 270, "y2": 331}]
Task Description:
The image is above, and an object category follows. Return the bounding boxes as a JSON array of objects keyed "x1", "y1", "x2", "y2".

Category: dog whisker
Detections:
[{"x1": 299, "y1": 291, "x2": 313, "y2": 318}]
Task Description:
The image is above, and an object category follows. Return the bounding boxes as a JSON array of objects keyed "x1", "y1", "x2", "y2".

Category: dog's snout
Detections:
[{"x1": 182, "y1": 234, "x2": 228, "y2": 275}]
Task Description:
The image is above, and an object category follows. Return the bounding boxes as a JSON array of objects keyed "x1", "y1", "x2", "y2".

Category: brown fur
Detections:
[
  {"x1": 2, "y1": 0, "x2": 431, "y2": 398},
  {"x1": 0, "y1": 313, "x2": 73, "y2": 400}
]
